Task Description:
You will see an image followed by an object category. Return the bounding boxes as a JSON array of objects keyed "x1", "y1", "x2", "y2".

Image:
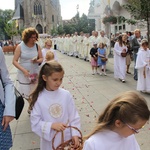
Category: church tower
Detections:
[{"x1": 13, "y1": 0, "x2": 62, "y2": 34}]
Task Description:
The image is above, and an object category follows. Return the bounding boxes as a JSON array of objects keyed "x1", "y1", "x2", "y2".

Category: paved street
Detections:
[{"x1": 4, "y1": 51, "x2": 150, "y2": 150}]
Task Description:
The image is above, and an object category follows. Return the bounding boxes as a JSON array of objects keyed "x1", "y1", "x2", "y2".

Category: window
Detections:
[
  {"x1": 123, "y1": 24, "x2": 126, "y2": 30},
  {"x1": 119, "y1": 26, "x2": 122, "y2": 30},
  {"x1": 34, "y1": 2, "x2": 42, "y2": 15},
  {"x1": 115, "y1": 26, "x2": 117, "y2": 30},
  {"x1": 52, "y1": 15, "x2": 54, "y2": 22}
]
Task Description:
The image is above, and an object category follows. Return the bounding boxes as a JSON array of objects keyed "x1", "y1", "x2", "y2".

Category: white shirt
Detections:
[{"x1": 83, "y1": 130, "x2": 140, "y2": 150}]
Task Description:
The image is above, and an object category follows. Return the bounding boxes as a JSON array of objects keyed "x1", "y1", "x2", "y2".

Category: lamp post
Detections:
[{"x1": 107, "y1": 0, "x2": 113, "y2": 58}]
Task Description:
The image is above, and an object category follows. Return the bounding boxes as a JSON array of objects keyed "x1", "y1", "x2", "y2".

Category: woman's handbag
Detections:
[
  {"x1": 15, "y1": 87, "x2": 24, "y2": 120},
  {"x1": 101, "y1": 57, "x2": 108, "y2": 62},
  {"x1": 52, "y1": 126, "x2": 83, "y2": 150},
  {"x1": 0, "y1": 73, "x2": 24, "y2": 120}
]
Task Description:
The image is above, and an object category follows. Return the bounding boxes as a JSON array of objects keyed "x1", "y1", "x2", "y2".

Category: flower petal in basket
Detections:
[{"x1": 52, "y1": 126, "x2": 83, "y2": 150}]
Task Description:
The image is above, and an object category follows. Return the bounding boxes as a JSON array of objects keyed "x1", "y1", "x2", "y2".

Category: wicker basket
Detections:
[
  {"x1": 52, "y1": 126, "x2": 83, "y2": 150},
  {"x1": 101, "y1": 57, "x2": 108, "y2": 62},
  {"x1": 121, "y1": 52, "x2": 127, "y2": 57}
]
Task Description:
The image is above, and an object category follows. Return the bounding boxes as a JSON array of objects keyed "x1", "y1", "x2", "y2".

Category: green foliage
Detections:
[
  {"x1": 0, "y1": 9, "x2": 14, "y2": 39},
  {"x1": 102, "y1": 16, "x2": 117, "y2": 24},
  {"x1": 4, "y1": 20, "x2": 18, "y2": 38},
  {"x1": 123, "y1": 0, "x2": 150, "y2": 20},
  {"x1": 54, "y1": 13, "x2": 95, "y2": 35},
  {"x1": 57, "y1": 25, "x2": 64, "y2": 35},
  {"x1": 118, "y1": 16, "x2": 137, "y2": 25},
  {"x1": 51, "y1": 27, "x2": 58, "y2": 36},
  {"x1": 123, "y1": 0, "x2": 150, "y2": 46}
]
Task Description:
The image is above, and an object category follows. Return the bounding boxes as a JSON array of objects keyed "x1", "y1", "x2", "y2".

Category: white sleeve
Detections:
[
  {"x1": 30, "y1": 102, "x2": 55, "y2": 142},
  {"x1": 83, "y1": 140, "x2": 95, "y2": 150},
  {"x1": 135, "y1": 51, "x2": 147, "y2": 69},
  {"x1": 114, "y1": 42, "x2": 121, "y2": 55}
]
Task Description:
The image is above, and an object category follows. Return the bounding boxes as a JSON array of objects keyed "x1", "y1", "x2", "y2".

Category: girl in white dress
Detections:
[
  {"x1": 29, "y1": 60, "x2": 81, "y2": 150},
  {"x1": 83, "y1": 91, "x2": 150, "y2": 150},
  {"x1": 41, "y1": 39, "x2": 57, "y2": 62},
  {"x1": 135, "y1": 39, "x2": 150, "y2": 93},
  {"x1": 114, "y1": 34, "x2": 128, "y2": 83}
]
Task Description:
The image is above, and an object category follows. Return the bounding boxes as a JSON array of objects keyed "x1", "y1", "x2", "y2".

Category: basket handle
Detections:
[{"x1": 52, "y1": 126, "x2": 82, "y2": 150}]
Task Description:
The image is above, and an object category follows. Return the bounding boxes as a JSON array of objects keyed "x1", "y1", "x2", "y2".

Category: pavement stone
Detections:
[{"x1": 4, "y1": 51, "x2": 150, "y2": 150}]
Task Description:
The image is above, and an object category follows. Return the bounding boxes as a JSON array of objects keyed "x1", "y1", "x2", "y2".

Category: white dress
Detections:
[
  {"x1": 83, "y1": 130, "x2": 140, "y2": 150},
  {"x1": 30, "y1": 88, "x2": 80, "y2": 150},
  {"x1": 135, "y1": 48, "x2": 150, "y2": 92},
  {"x1": 17, "y1": 41, "x2": 39, "y2": 99},
  {"x1": 41, "y1": 47, "x2": 57, "y2": 62},
  {"x1": 114, "y1": 42, "x2": 127, "y2": 80}
]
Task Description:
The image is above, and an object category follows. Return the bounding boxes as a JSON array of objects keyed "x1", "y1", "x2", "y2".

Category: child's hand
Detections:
[
  {"x1": 72, "y1": 136, "x2": 80, "y2": 149},
  {"x1": 51, "y1": 123, "x2": 67, "y2": 131}
]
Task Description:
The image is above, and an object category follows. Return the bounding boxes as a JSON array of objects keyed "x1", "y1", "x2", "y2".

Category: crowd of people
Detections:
[
  {"x1": 0, "y1": 27, "x2": 150, "y2": 150},
  {"x1": 46, "y1": 29, "x2": 150, "y2": 93}
]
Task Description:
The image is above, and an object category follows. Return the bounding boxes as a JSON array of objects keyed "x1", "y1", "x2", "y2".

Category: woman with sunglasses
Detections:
[{"x1": 83, "y1": 91, "x2": 150, "y2": 150}]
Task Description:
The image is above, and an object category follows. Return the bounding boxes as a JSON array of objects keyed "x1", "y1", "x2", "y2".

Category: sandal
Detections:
[{"x1": 126, "y1": 71, "x2": 131, "y2": 74}]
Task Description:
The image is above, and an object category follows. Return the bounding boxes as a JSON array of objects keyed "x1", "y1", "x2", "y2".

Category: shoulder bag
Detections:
[{"x1": 0, "y1": 75, "x2": 24, "y2": 120}]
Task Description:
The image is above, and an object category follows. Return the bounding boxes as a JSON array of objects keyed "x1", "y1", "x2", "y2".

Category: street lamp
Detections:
[{"x1": 107, "y1": 0, "x2": 113, "y2": 58}]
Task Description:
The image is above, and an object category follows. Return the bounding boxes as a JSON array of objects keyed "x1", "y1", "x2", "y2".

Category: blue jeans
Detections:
[
  {"x1": 0, "y1": 101, "x2": 12, "y2": 150},
  {"x1": 133, "y1": 53, "x2": 138, "y2": 80}
]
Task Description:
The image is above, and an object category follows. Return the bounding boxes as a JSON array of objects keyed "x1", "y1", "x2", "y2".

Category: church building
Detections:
[{"x1": 13, "y1": 0, "x2": 62, "y2": 34}]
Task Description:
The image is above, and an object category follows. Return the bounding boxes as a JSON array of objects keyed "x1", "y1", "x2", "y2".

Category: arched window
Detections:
[{"x1": 34, "y1": 2, "x2": 42, "y2": 15}]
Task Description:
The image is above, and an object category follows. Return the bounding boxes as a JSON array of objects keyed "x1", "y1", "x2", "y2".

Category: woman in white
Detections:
[
  {"x1": 135, "y1": 39, "x2": 150, "y2": 93},
  {"x1": 114, "y1": 34, "x2": 128, "y2": 83},
  {"x1": 13, "y1": 27, "x2": 43, "y2": 100}
]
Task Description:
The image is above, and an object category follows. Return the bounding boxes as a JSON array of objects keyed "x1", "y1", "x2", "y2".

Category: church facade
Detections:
[
  {"x1": 88, "y1": 0, "x2": 147, "y2": 36},
  {"x1": 13, "y1": 0, "x2": 62, "y2": 34}
]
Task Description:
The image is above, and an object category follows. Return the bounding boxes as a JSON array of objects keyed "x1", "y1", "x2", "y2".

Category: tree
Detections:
[
  {"x1": 123, "y1": 0, "x2": 150, "y2": 46},
  {"x1": 0, "y1": 9, "x2": 14, "y2": 39},
  {"x1": 57, "y1": 25, "x2": 64, "y2": 35},
  {"x1": 4, "y1": 20, "x2": 18, "y2": 40},
  {"x1": 51, "y1": 27, "x2": 58, "y2": 36},
  {"x1": 62, "y1": 13, "x2": 95, "y2": 35},
  {"x1": 52, "y1": 13, "x2": 95, "y2": 35}
]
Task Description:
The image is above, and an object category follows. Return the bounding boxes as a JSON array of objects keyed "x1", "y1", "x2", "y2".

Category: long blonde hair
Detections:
[
  {"x1": 84, "y1": 91, "x2": 150, "y2": 140},
  {"x1": 44, "y1": 39, "x2": 52, "y2": 47}
]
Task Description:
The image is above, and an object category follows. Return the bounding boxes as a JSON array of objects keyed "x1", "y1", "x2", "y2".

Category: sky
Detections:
[{"x1": 0, "y1": 0, "x2": 91, "y2": 20}]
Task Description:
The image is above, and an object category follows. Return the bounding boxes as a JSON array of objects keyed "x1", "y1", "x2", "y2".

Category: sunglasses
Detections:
[
  {"x1": 121, "y1": 119, "x2": 141, "y2": 133},
  {"x1": 125, "y1": 123, "x2": 139, "y2": 133},
  {"x1": 30, "y1": 36, "x2": 37, "y2": 39}
]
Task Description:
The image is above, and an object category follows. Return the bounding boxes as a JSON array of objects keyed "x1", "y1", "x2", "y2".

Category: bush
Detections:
[{"x1": 102, "y1": 16, "x2": 117, "y2": 24}]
